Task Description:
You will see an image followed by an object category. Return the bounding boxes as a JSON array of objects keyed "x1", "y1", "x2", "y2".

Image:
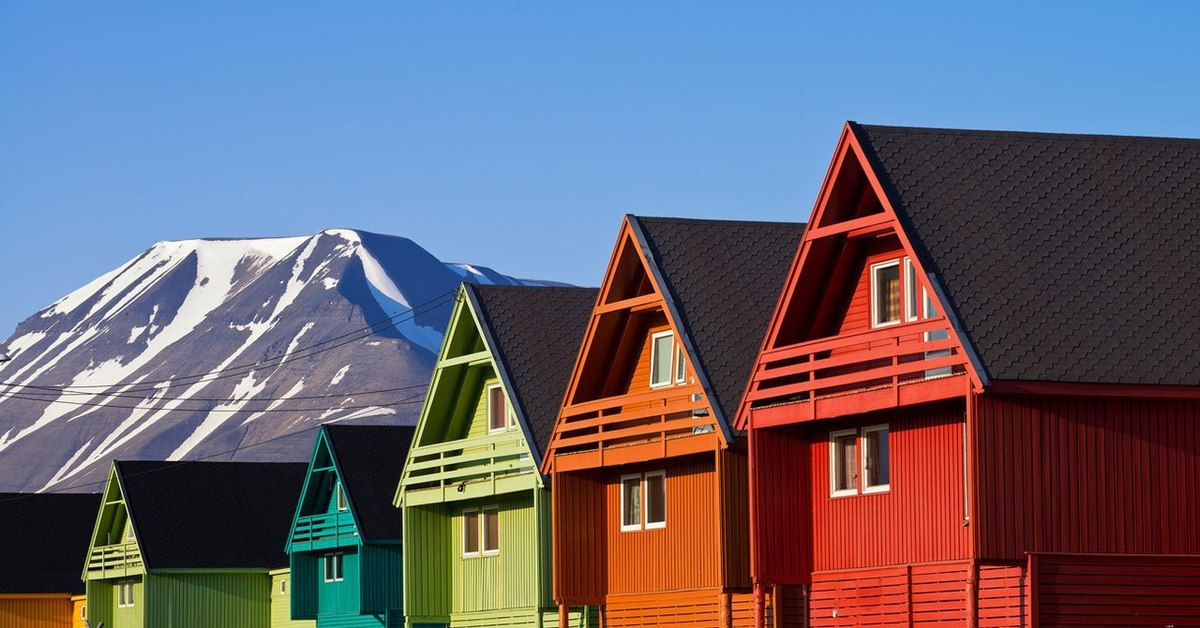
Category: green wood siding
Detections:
[
  {"x1": 145, "y1": 572, "x2": 270, "y2": 628},
  {"x1": 403, "y1": 504, "x2": 451, "y2": 622},
  {"x1": 272, "y1": 569, "x2": 315, "y2": 628}
]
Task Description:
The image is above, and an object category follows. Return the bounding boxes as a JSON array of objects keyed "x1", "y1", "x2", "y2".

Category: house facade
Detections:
[
  {"x1": 738, "y1": 122, "x2": 1200, "y2": 626},
  {"x1": 397, "y1": 284, "x2": 598, "y2": 628},
  {"x1": 286, "y1": 424, "x2": 413, "y2": 628},
  {"x1": 542, "y1": 216, "x2": 803, "y2": 627},
  {"x1": 83, "y1": 460, "x2": 306, "y2": 628},
  {"x1": 0, "y1": 492, "x2": 98, "y2": 628}
]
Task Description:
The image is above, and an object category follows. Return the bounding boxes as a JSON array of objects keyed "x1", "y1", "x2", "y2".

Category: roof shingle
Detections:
[
  {"x1": 323, "y1": 424, "x2": 414, "y2": 540},
  {"x1": 0, "y1": 492, "x2": 99, "y2": 594}
]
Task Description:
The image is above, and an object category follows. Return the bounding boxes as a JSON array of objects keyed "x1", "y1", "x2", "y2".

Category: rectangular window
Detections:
[
  {"x1": 862, "y1": 425, "x2": 891, "y2": 492},
  {"x1": 674, "y1": 345, "x2": 686, "y2": 384},
  {"x1": 323, "y1": 553, "x2": 344, "y2": 582},
  {"x1": 487, "y1": 384, "x2": 507, "y2": 433},
  {"x1": 80, "y1": 605, "x2": 87, "y2": 620},
  {"x1": 335, "y1": 481, "x2": 348, "y2": 511},
  {"x1": 649, "y1": 331, "x2": 675, "y2": 388},
  {"x1": 482, "y1": 507, "x2": 500, "y2": 555},
  {"x1": 279, "y1": 579, "x2": 287, "y2": 595},
  {"x1": 870, "y1": 260, "x2": 902, "y2": 327},
  {"x1": 620, "y1": 474, "x2": 643, "y2": 531},
  {"x1": 117, "y1": 581, "x2": 134, "y2": 608},
  {"x1": 463, "y1": 509, "x2": 481, "y2": 556},
  {"x1": 904, "y1": 258, "x2": 919, "y2": 322},
  {"x1": 644, "y1": 471, "x2": 666, "y2": 529},
  {"x1": 830, "y1": 430, "x2": 859, "y2": 497}
]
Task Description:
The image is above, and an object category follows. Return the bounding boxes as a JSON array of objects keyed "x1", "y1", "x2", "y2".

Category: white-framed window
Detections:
[
  {"x1": 335, "y1": 481, "x2": 348, "y2": 511},
  {"x1": 80, "y1": 604, "x2": 87, "y2": 620},
  {"x1": 620, "y1": 471, "x2": 666, "y2": 531},
  {"x1": 870, "y1": 260, "x2": 902, "y2": 328},
  {"x1": 904, "y1": 258, "x2": 919, "y2": 322},
  {"x1": 862, "y1": 424, "x2": 891, "y2": 493},
  {"x1": 922, "y1": 288, "x2": 953, "y2": 377},
  {"x1": 487, "y1": 384, "x2": 509, "y2": 433},
  {"x1": 674, "y1": 345, "x2": 687, "y2": 384},
  {"x1": 462, "y1": 506, "x2": 500, "y2": 557},
  {"x1": 126, "y1": 521, "x2": 134, "y2": 540},
  {"x1": 649, "y1": 331, "x2": 675, "y2": 388},
  {"x1": 279, "y1": 578, "x2": 287, "y2": 595},
  {"x1": 829, "y1": 429, "x2": 859, "y2": 497},
  {"x1": 830, "y1": 425, "x2": 891, "y2": 497},
  {"x1": 117, "y1": 580, "x2": 135, "y2": 608},
  {"x1": 323, "y1": 553, "x2": 344, "y2": 582}
]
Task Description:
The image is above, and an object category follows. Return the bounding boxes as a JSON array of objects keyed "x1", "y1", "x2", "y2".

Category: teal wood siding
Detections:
[
  {"x1": 360, "y1": 544, "x2": 404, "y2": 614},
  {"x1": 403, "y1": 504, "x2": 451, "y2": 623},
  {"x1": 291, "y1": 553, "x2": 321, "y2": 619},
  {"x1": 317, "y1": 549, "x2": 362, "y2": 615},
  {"x1": 145, "y1": 572, "x2": 270, "y2": 628}
]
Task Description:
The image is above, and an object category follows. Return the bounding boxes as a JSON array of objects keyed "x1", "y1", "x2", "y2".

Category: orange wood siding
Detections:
[
  {"x1": 1031, "y1": 553, "x2": 1200, "y2": 627},
  {"x1": 975, "y1": 394, "x2": 1200, "y2": 560},
  {"x1": 552, "y1": 470, "x2": 607, "y2": 604},
  {"x1": 0, "y1": 595, "x2": 73, "y2": 628},
  {"x1": 809, "y1": 402, "x2": 970, "y2": 571},
  {"x1": 605, "y1": 456, "x2": 720, "y2": 594}
]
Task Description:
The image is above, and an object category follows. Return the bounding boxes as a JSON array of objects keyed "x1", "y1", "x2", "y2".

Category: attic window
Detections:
[
  {"x1": 487, "y1": 384, "x2": 508, "y2": 433},
  {"x1": 650, "y1": 332, "x2": 675, "y2": 388},
  {"x1": 335, "y1": 481, "x2": 348, "y2": 511},
  {"x1": 870, "y1": 260, "x2": 901, "y2": 327},
  {"x1": 674, "y1": 345, "x2": 686, "y2": 384}
]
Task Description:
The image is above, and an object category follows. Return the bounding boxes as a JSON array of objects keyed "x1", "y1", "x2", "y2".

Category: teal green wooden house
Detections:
[
  {"x1": 287, "y1": 424, "x2": 416, "y2": 627},
  {"x1": 83, "y1": 460, "x2": 307, "y2": 628},
  {"x1": 396, "y1": 284, "x2": 598, "y2": 628}
]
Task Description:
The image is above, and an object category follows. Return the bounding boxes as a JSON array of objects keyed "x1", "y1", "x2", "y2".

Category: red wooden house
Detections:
[
  {"x1": 542, "y1": 216, "x2": 803, "y2": 627},
  {"x1": 738, "y1": 122, "x2": 1200, "y2": 626}
]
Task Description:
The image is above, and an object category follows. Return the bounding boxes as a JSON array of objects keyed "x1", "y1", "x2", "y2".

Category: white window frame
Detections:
[
  {"x1": 481, "y1": 506, "x2": 501, "y2": 556},
  {"x1": 486, "y1": 384, "x2": 509, "y2": 434},
  {"x1": 323, "y1": 552, "x2": 344, "y2": 583},
  {"x1": 649, "y1": 331, "x2": 675, "y2": 388},
  {"x1": 335, "y1": 481, "x2": 348, "y2": 511},
  {"x1": 279, "y1": 578, "x2": 287, "y2": 595},
  {"x1": 643, "y1": 470, "x2": 667, "y2": 529},
  {"x1": 80, "y1": 604, "x2": 87, "y2": 620},
  {"x1": 861, "y1": 424, "x2": 891, "y2": 494},
  {"x1": 904, "y1": 257, "x2": 919, "y2": 322},
  {"x1": 117, "y1": 580, "x2": 135, "y2": 608},
  {"x1": 829, "y1": 429, "x2": 860, "y2": 498},
  {"x1": 674, "y1": 344, "x2": 687, "y2": 385},
  {"x1": 619, "y1": 473, "x2": 644, "y2": 532},
  {"x1": 870, "y1": 260, "x2": 902, "y2": 328},
  {"x1": 462, "y1": 508, "x2": 481, "y2": 557}
]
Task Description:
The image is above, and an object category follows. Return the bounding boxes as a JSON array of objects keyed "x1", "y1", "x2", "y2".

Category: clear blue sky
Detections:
[{"x1": 2, "y1": 2, "x2": 1198, "y2": 336}]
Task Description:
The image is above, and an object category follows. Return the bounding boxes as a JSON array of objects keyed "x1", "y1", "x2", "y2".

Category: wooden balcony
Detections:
[
  {"x1": 551, "y1": 385, "x2": 716, "y2": 471},
  {"x1": 290, "y1": 511, "x2": 358, "y2": 551},
  {"x1": 86, "y1": 542, "x2": 143, "y2": 579},
  {"x1": 400, "y1": 431, "x2": 538, "y2": 506},
  {"x1": 746, "y1": 318, "x2": 968, "y2": 425}
]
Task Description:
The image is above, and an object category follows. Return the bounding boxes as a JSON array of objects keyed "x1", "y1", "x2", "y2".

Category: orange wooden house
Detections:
[
  {"x1": 542, "y1": 215, "x2": 803, "y2": 627},
  {"x1": 738, "y1": 122, "x2": 1200, "y2": 626}
]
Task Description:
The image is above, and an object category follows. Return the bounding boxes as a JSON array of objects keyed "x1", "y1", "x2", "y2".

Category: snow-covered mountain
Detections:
[{"x1": 0, "y1": 228, "x2": 555, "y2": 493}]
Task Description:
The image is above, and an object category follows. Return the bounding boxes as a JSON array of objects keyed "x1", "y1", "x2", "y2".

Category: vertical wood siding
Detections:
[
  {"x1": 750, "y1": 425, "x2": 811, "y2": 582},
  {"x1": 0, "y1": 596, "x2": 72, "y2": 628},
  {"x1": 605, "y1": 457, "x2": 720, "y2": 594},
  {"x1": 403, "y1": 504, "x2": 451, "y2": 620},
  {"x1": 359, "y1": 544, "x2": 404, "y2": 615},
  {"x1": 833, "y1": 240, "x2": 906, "y2": 338},
  {"x1": 717, "y1": 447, "x2": 752, "y2": 590},
  {"x1": 552, "y1": 470, "x2": 607, "y2": 604},
  {"x1": 451, "y1": 493, "x2": 543, "y2": 613},
  {"x1": 291, "y1": 553, "x2": 321, "y2": 620},
  {"x1": 145, "y1": 572, "x2": 270, "y2": 628},
  {"x1": 975, "y1": 394, "x2": 1200, "y2": 559},
  {"x1": 72, "y1": 595, "x2": 87, "y2": 628},
  {"x1": 1031, "y1": 553, "x2": 1200, "y2": 626},
  {"x1": 84, "y1": 581, "x2": 116, "y2": 628},
  {"x1": 270, "y1": 570, "x2": 315, "y2": 628},
  {"x1": 809, "y1": 402, "x2": 969, "y2": 571}
]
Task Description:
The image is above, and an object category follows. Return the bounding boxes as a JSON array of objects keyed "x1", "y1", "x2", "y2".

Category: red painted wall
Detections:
[
  {"x1": 552, "y1": 469, "x2": 607, "y2": 604},
  {"x1": 975, "y1": 394, "x2": 1200, "y2": 560}
]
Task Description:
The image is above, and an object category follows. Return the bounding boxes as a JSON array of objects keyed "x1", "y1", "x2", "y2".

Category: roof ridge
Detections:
[
  {"x1": 852, "y1": 121, "x2": 1200, "y2": 144},
  {"x1": 632, "y1": 215, "x2": 805, "y2": 228}
]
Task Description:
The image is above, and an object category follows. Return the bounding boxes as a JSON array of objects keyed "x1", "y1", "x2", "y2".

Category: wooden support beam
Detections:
[
  {"x1": 806, "y1": 212, "x2": 892, "y2": 240},
  {"x1": 435, "y1": 350, "x2": 492, "y2": 369},
  {"x1": 594, "y1": 292, "x2": 661, "y2": 314}
]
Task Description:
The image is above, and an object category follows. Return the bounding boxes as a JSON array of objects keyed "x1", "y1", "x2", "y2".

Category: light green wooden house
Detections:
[
  {"x1": 396, "y1": 284, "x2": 598, "y2": 628},
  {"x1": 83, "y1": 460, "x2": 307, "y2": 628}
]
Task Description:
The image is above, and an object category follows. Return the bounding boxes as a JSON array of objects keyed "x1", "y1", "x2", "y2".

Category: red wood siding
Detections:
[
  {"x1": 552, "y1": 470, "x2": 607, "y2": 604},
  {"x1": 1031, "y1": 553, "x2": 1200, "y2": 626},
  {"x1": 834, "y1": 239, "x2": 906, "y2": 337},
  {"x1": 718, "y1": 447, "x2": 752, "y2": 590},
  {"x1": 808, "y1": 562, "x2": 970, "y2": 626},
  {"x1": 978, "y1": 564, "x2": 1026, "y2": 628},
  {"x1": 606, "y1": 456, "x2": 721, "y2": 594},
  {"x1": 810, "y1": 402, "x2": 970, "y2": 571},
  {"x1": 975, "y1": 394, "x2": 1200, "y2": 560},
  {"x1": 750, "y1": 424, "x2": 810, "y2": 582}
]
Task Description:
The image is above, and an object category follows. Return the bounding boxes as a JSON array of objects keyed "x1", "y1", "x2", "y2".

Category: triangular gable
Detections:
[
  {"x1": 395, "y1": 286, "x2": 543, "y2": 506},
  {"x1": 541, "y1": 217, "x2": 727, "y2": 473},
  {"x1": 736, "y1": 123, "x2": 986, "y2": 429},
  {"x1": 83, "y1": 463, "x2": 144, "y2": 578},
  {"x1": 288, "y1": 427, "x2": 361, "y2": 547}
]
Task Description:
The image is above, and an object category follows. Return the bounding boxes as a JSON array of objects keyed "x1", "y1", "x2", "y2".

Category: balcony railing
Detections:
[
  {"x1": 291, "y1": 511, "x2": 357, "y2": 546},
  {"x1": 401, "y1": 431, "x2": 536, "y2": 501},
  {"x1": 86, "y1": 542, "x2": 142, "y2": 574},
  {"x1": 747, "y1": 317, "x2": 967, "y2": 410},
  {"x1": 551, "y1": 384, "x2": 713, "y2": 462}
]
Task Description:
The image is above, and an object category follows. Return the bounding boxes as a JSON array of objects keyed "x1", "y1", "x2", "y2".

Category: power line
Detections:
[
  {"x1": 0, "y1": 381, "x2": 429, "y2": 404},
  {"x1": 0, "y1": 390, "x2": 425, "y2": 414}
]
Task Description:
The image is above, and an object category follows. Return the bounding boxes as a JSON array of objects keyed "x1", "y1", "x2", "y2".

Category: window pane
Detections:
[
  {"x1": 489, "y1": 386, "x2": 507, "y2": 431},
  {"x1": 334, "y1": 554, "x2": 343, "y2": 580},
  {"x1": 864, "y1": 427, "x2": 890, "y2": 488},
  {"x1": 833, "y1": 433, "x2": 858, "y2": 492},
  {"x1": 650, "y1": 333, "x2": 674, "y2": 386},
  {"x1": 873, "y1": 263, "x2": 901, "y2": 325},
  {"x1": 645, "y1": 473, "x2": 666, "y2": 526},
  {"x1": 675, "y1": 346, "x2": 686, "y2": 383},
  {"x1": 621, "y1": 477, "x2": 642, "y2": 528},
  {"x1": 483, "y1": 508, "x2": 500, "y2": 552},
  {"x1": 904, "y1": 259, "x2": 918, "y2": 321},
  {"x1": 323, "y1": 555, "x2": 332, "y2": 581},
  {"x1": 464, "y1": 511, "x2": 480, "y2": 554},
  {"x1": 336, "y1": 482, "x2": 347, "y2": 511}
]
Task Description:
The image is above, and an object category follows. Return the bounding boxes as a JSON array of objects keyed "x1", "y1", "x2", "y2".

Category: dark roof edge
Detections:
[
  {"x1": 462, "y1": 283, "x2": 548, "y2": 478},
  {"x1": 626, "y1": 215, "x2": 736, "y2": 443},
  {"x1": 112, "y1": 460, "x2": 150, "y2": 569},
  {"x1": 848, "y1": 121, "x2": 1200, "y2": 144}
]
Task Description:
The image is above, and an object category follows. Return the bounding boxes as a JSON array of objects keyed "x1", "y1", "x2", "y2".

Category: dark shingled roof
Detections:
[
  {"x1": 323, "y1": 424, "x2": 415, "y2": 540},
  {"x1": 117, "y1": 460, "x2": 306, "y2": 570},
  {"x1": 467, "y1": 284, "x2": 599, "y2": 459},
  {"x1": 0, "y1": 492, "x2": 99, "y2": 594},
  {"x1": 851, "y1": 123, "x2": 1200, "y2": 386},
  {"x1": 631, "y1": 217, "x2": 805, "y2": 429}
]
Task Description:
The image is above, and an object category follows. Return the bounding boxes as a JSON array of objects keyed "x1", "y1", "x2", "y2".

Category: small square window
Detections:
[
  {"x1": 650, "y1": 331, "x2": 675, "y2": 388},
  {"x1": 487, "y1": 385, "x2": 508, "y2": 433},
  {"x1": 323, "y1": 553, "x2": 344, "y2": 582},
  {"x1": 645, "y1": 471, "x2": 666, "y2": 529},
  {"x1": 620, "y1": 475, "x2": 642, "y2": 531},
  {"x1": 482, "y1": 507, "x2": 500, "y2": 555},
  {"x1": 830, "y1": 430, "x2": 859, "y2": 497},
  {"x1": 335, "y1": 481, "x2": 348, "y2": 511},
  {"x1": 870, "y1": 260, "x2": 901, "y2": 327},
  {"x1": 862, "y1": 425, "x2": 890, "y2": 492},
  {"x1": 463, "y1": 509, "x2": 481, "y2": 556}
]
